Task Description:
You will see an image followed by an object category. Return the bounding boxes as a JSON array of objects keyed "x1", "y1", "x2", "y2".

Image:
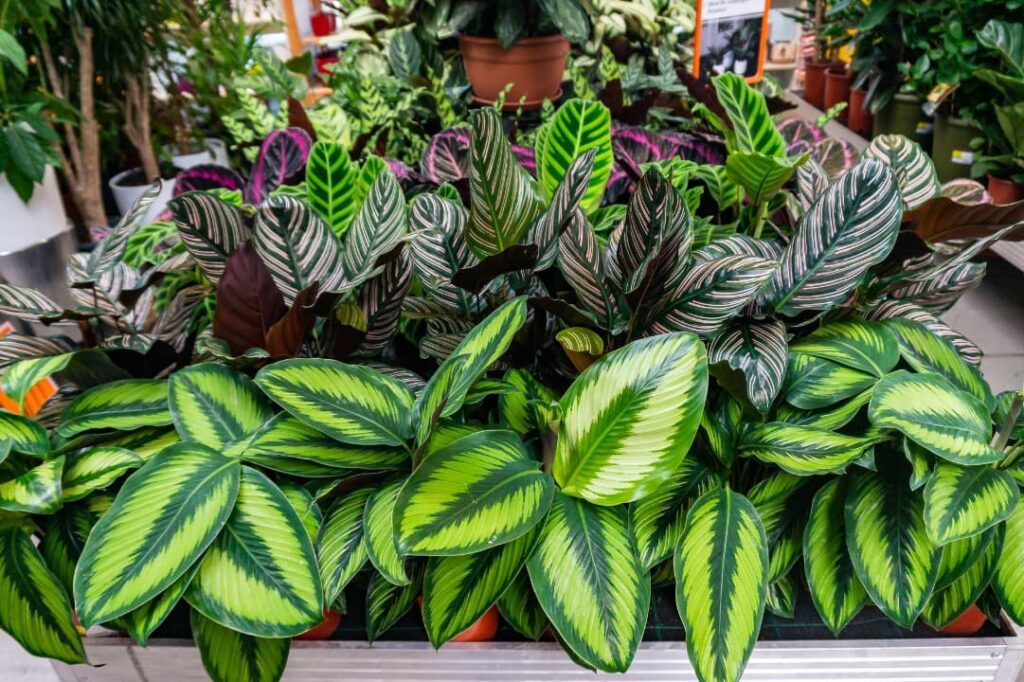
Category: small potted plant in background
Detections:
[{"x1": 793, "y1": 0, "x2": 846, "y2": 110}]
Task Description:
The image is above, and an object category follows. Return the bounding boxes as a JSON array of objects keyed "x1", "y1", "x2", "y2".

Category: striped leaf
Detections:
[
  {"x1": 0, "y1": 283, "x2": 65, "y2": 321},
  {"x1": 62, "y1": 447, "x2": 142, "y2": 501},
  {"x1": 923, "y1": 462, "x2": 1018, "y2": 546},
  {"x1": 766, "y1": 572, "x2": 797, "y2": 618},
  {"x1": 168, "y1": 192, "x2": 247, "y2": 284},
  {"x1": 803, "y1": 478, "x2": 866, "y2": 635},
  {"x1": 88, "y1": 181, "x2": 163, "y2": 275},
  {"x1": 868, "y1": 370, "x2": 1000, "y2": 465},
  {"x1": 712, "y1": 73, "x2": 786, "y2": 156},
  {"x1": 784, "y1": 353, "x2": 877, "y2": 410},
  {"x1": 408, "y1": 194, "x2": 477, "y2": 314},
  {"x1": 499, "y1": 369, "x2": 558, "y2": 436},
  {"x1": 186, "y1": 467, "x2": 323, "y2": 637},
  {"x1": 245, "y1": 413, "x2": 407, "y2": 470},
  {"x1": 256, "y1": 359, "x2": 414, "y2": 447},
  {"x1": 497, "y1": 570, "x2": 548, "y2": 641},
  {"x1": 726, "y1": 152, "x2": 806, "y2": 206},
  {"x1": 555, "y1": 326, "x2": 605, "y2": 372},
  {"x1": 0, "y1": 456, "x2": 64, "y2": 513},
  {"x1": 748, "y1": 472, "x2": 809, "y2": 584},
  {"x1": 936, "y1": 525, "x2": 998, "y2": 590},
  {"x1": 630, "y1": 453, "x2": 717, "y2": 570},
  {"x1": 169, "y1": 363, "x2": 274, "y2": 449},
  {"x1": 341, "y1": 169, "x2": 407, "y2": 282},
  {"x1": 363, "y1": 479, "x2": 410, "y2": 585},
  {"x1": 247, "y1": 128, "x2": 312, "y2": 204},
  {"x1": 707, "y1": 320, "x2": 788, "y2": 413},
  {"x1": 846, "y1": 466, "x2": 940, "y2": 628},
  {"x1": 277, "y1": 481, "x2": 322, "y2": 542},
  {"x1": 796, "y1": 157, "x2": 829, "y2": 208},
  {"x1": 646, "y1": 255, "x2": 776, "y2": 337},
  {"x1": 536, "y1": 99, "x2": 613, "y2": 215},
  {"x1": 0, "y1": 527, "x2": 85, "y2": 664},
  {"x1": 366, "y1": 568, "x2": 421, "y2": 642},
  {"x1": 57, "y1": 379, "x2": 171, "y2": 437},
  {"x1": 740, "y1": 423, "x2": 877, "y2": 476},
  {"x1": 675, "y1": 487, "x2": 768, "y2": 682},
  {"x1": 396, "y1": 430, "x2": 552, "y2": 555},
  {"x1": 467, "y1": 108, "x2": 544, "y2": 257},
  {"x1": 790, "y1": 320, "x2": 899, "y2": 377},
  {"x1": 94, "y1": 426, "x2": 180, "y2": 462},
  {"x1": 777, "y1": 389, "x2": 874, "y2": 432},
  {"x1": 0, "y1": 333, "x2": 74, "y2": 368},
  {"x1": 888, "y1": 261, "x2": 986, "y2": 314},
  {"x1": 0, "y1": 410, "x2": 49, "y2": 456},
  {"x1": 885, "y1": 318, "x2": 993, "y2": 409},
  {"x1": 993, "y1": 505, "x2": 1024, "y2": 623},
  {"x1": 4, "y1": 349, "x2": 128, "y2": 411},
  {"x1": 862, "y1": 134, "x2": 940, "y2": 210},
  {"x1": 617, "y1": 170, "x2": 690, "y2": 295},
  {"x1": 557, "y1": 211, "x2": 621, "y2": 329},
  {"x1": 526, "y1": 149, "x2": 596, "y2": 269},
  {"x1": 923, "y1": 524, "x2": 1002, "y2": 629},
  {"x1": 74, "y1": 443, "x2": 240, "y2": 626},
  {"x1": 355, "y1": 252, "x2": 412, "y2": 355},
  {"x1": 122, "y1": 564, "x2": 201, "y2": 645},
  {"x1": 554, "y1": 332, "x2": 708, "y2": 505},
  {"x1": 905, "y1": 439, "x2": 933, "y2": 491},
  {"x1": 768, "y1": 159, "x2": 902, "y2": 315},
  {"x1": 191, "y1": 610, "x2": 289, "y2": 682},
  {"x1": 306, "y1": 140, "x2": 359, "y2": 237},
  {"x1": 317, "y1": 486, "x2": 374, "y2": 603},
  {"x1": 423, "y1": 528, "x2": 538, "y2": 647},
  {"x1": 528, "y1": 493, "x2": 649, "y2": 673}
]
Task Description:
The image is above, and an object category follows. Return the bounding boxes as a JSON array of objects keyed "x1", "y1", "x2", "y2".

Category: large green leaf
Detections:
[
  {"x1": 862, "y1": 134, "x2": 940, "y2": 210},
  {"x1": 936, "y1": 525, "x2": 999, "y2": 590},
  {"x1": 340, "y1": 169, "x2": 407, "y2": 282},
  {"x1": 499, "y1": 369, "x2": 558, "y2": 436},
  {"x1": 994, "y1": 505, "x2": 1024, "y2": 623},
  {"x1": 0, "y1": 456, "x2": 64, "y2": 513},
  {"x1": 186, "y1": 467, "x2": 323, "y2": 637},
  {"x1": 536, "y1": 99, "x2": 613, "y2": 215},
  {"x1": 408, "y1": 194, "x2": 476, "y2": 314},
  {"x1": 726, "y1": 152, "x2": 806, "y2": 207},
  {"x1": 0, "y1": 410, "x2": 49, "y2": 456},
  {"x1": 790, "y1": 320, "x2": 899, "y2": 377},
  {"x1": 191, "y1": 609, "x2": 289, "y2": 682},
  {"x1": 62, "y1": 447, "x2": 143, "y2": 502},
  {"x1": 168, "y1": 192, "x2": 247, "y2": 284},
  {"x1": 740, "y1": 424, "x2": 878, "y2": 476},
  {"x1": 868, "y1": 370, "x2": 1001, "y2": 465},
  {"x1": 923, "y1": 462, "x2": 1018, "y2": 546},
  {"x1": 783, "y1": 353, "x2": 877, "y2": 410},
  {"x1": 554, "y1": 333, "x2": 708, "y2": 505},
  {"x1": 396, "y1": 430, "x2": 552, "y2": 556},
  {"x1": 0, "y1": 527, "x2": 86, "y2": 664},
  {"x1": 845, "y1": 466, "x2": 939, "y2": 628},
  {"x1": 244, "y1": 413, "x2": 407, "y2": 470},
  {"x1": 366, "y1": 568, "x2": 421, "y2": 642},
  {"x1": 923, "y1": 524, "x2": 1002, "y2": 629},
  {"x1": 73, "y1": 443, "x2": 241, "y2": 627},
  {"x1": 768, "y1": 159, "x2": 902, "y2": 315},
  {"x1": 675, "y1": 487, "x2": 768, "y2": 682},
  {"x1": 712, "y1": 73, "x2": 786, "y2": 156},
  {"x1": 317, "y1": 486, "x2": 374, "y2": 603},
  {"x1": 256, "y1": 359, "x2": 414, "y2": 447},
  {"x1": 497, "y1": 570, "x2": 548, "y2": 640},
  {"x1": 122, "y1": 564, "x2": 201, "y2": 645},
  {"x1": 466, "y1": 108, "x2": 544, "y2": 257},
  {"x1": 169, "y1": 363, "x2": 274, "y2": 449},
  {"x1": 306, "y1": 140, "x2": 359, "y2": 238},
  {"x1": 708, "y1": 320, "x2": 788, "y2": 413},
  {"x1": 57, "y1": 379, "x2": 172, "y2": 437},
  {"x1": 363, "y1": 479, "x2": 409, "y2": 585},
  {"x1": 528, "y1": 493, "x2": 649, "y2": 673}
]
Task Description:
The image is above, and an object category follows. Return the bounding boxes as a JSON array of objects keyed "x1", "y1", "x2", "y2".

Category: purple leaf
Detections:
[
  {"x1": 512, "y1": 145, "x2": 536, "y2": 177},
  {"x1": 246, "y1": 128, "x2": 313, "y2": 204},
  {"x1": 420, "y1": 127, "x2": 471, "y2": 184},
  {"x1": 174, "y1": 164, "x2": 246, "y2": 196},
  {"x1": 778, "y1": 117, "x2": 825, "y2": 155},
  {"x1": 385, "y1": 158, "x2": 421, "y2": 187}
]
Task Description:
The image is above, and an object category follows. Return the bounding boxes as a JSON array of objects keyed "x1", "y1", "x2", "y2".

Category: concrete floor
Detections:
[{"x1": 1, "y1": 260, "x2": 1023, "y2": 681}]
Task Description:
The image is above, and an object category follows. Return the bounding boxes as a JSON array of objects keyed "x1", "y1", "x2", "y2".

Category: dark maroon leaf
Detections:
[
  {"x1": 265, "y1": 284, "x2": 339, "y2": 358},
  {"x1": 452, "y1": 244, "x2": 539, "y2": 294},
  {"x1": 213, "y1": 241, "x2": 286, "y2": 355},
  {"x1": 174, "y1": 164, "x2": 246, "y2": 196},
  {"x1": 287, "y1": 97, "x2": 318, "y2": 142},
  {"x1": 245, "y1": 128, "x2": 313, "y2": 204}
]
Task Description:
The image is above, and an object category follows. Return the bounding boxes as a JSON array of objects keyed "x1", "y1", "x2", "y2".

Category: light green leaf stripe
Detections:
[
  {"x1": 766, "y1": 572, "x2": 797, "y2": 618},
  {"x1": 413, "y1": 355, "x2": 471, "y2": 446},
  {"x1": 363, "y1": 480, "x2": 410, "y2": 586},
  {"x1": 169, "y1": 363, "x2": 274, "y2": 449},
  {"x1": 499, "y1": 369, "x2": 557, "y2": 436},
  {"x1": 712, "y1": 73, "x2": 786, "y2": 156},
  {"x1": 555, "y1": 332, "x2": 708, "y2": 506},
  {"x1": 57, "y1": 379, "x2": 171, "y2": 437},
  {"x1": 306, "y1": 140, "x2": 358, "y2": 238},
  {"x1": 186, "y1": 467, "x2": 323, "y2": 637},
  {"x1": 396, "y1": 430, "x2": 553, "y2": 556},
  {"x1": 497, "y1": 570, "x2": 548, "y2": 641},
  {"x1": 775, "y1": 389, "x2": 873, "y2": 431},
  {"x1": 923, "y1": 462, "x2": 1018, "y2": 546},
  {"x1": 923, "y1": 523, "x2": 1002, "y2": 629},
  {"x1": 0, "y1": 411, "x2": 49, "y2": 456},
  {"x1": 936, "y1": 525, "x2": 998, "y2": 590},
  {"x1": 783, "y1": 353, "x2": 877, "y2": 410},
  {"x1": 74, "y1": 443, "x2": 241, "y2": 627},
  {"x1": 845, "y1": 467, "x2": 939, "y2": 628},
  {"x1": 675, "y1": 487, "x2": 768, "y2": 682},
  {"x1": 0, "y1": 527, "x2": 86, "y2": 664},
  {"x1": 366, "y1": 569, "x2": 421, "y2": 642},
  {"x1": 994, "y1": 505, "x2": 1024, "y2": 623},
  {"x1": 62, "y1": 447, "x2": 143, "y2": 502},
  {"x1": 868, "y1": 370, "x2": 1001, "y2": 465},
  {"x1": 803, "y1": 478, "x2": 866, "y2": 635},
  {"x1": 740, "y1": 423, "x2": 878, "y2": 476},
  {"x1": 244, "y1": 413, "x2": 407, "y2": 470},
  {"x1": 905, "y1": 439, "x2": 932, "y2": 491},
  {"x1": 0, "y1": 456, "x2": 64, "y2": 513},
  {"x1": 191, "y1": 609, "x2": 289, "y2": 682},
  {"x1": 317, "y1": 486, "x2": 374, "y2": 603},
  {"x1": 256, "y1": 359, "x2": 414, "y2": 447},
  {"x1": 536, "y1": 98, "x2": 613, "y2": 215},
  {"x1": 423, "y1": 528, "x2": 538, "y2": 647},
  {"x1": 99, "y1": 426, "x2": 180, "y2": 462},
  {"x1": 528, "y1": 493, "x2": 649, "y2": 673},
  {"x1": 122, "y1": 563, "x2": 201, "y2": 645},
  {"x1": 790, "y1": 320, "x2": 899, "y2": 377}
]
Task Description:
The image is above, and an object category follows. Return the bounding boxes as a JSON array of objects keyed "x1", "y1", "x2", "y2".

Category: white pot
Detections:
[
  {"x1": 0, "y1": 166, "x2": 70, "y2": 255},
  {"x1": 109, "y1": 168, "x2": 176, "y2": 223},
  {"x1": 170, "y1": 138, "x2": 229, "y2": 169}
]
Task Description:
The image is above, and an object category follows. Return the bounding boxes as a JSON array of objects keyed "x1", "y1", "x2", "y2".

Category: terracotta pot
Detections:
[
  {"x1": 988, "y1": 174, "x2": 1024, "y2": 204},
  {"x1": 823, "y1": 67, "x2": 851, "y2": 122},
  {"x1": 295, "y1": 609, "x2": 342, "y2": 640},
  {"x1": 417, "y1": 599, "x2": 500, "y2": 642},
  {"x1": 804, "y1": 60, "x2": 842, "y2": 109},
  {"x1": 458, "y1": 35, "x2": 568, "y2": 109},
  {"x1": 310, "y1": 11, "x2": 336, "y2": 37},
  {"x1": 848, "y1": 87, "x2": 873, "y2": 136},
  {"x1": 937, "y1": 604, "x2": 987, "y2": 636}
]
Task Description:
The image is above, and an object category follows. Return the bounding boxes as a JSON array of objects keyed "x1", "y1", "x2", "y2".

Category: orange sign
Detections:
[
  {"x1": 0, "y1": 322, "x2": 58, "y2": 417},
  {"x1": 693, "y1": 0, "x2": 771, "y2": 83}
]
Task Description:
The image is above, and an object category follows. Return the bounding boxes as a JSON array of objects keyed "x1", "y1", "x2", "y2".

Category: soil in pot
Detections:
[
  {"x1": 932, "y1": 114, "x2": 979, "y2": 182},
  {"x1": 936, "y1": 605, "x2": 988, "y2": 636},
  {"x1": 988, "y1": 175, "x2": 1024, "y2": 204},
  {"x1": 823, "y1": 67, "x2": 851, "y2": 123},
  {"x1": 848, "y1": 88, "x2": 873, "y2": 136},
  {"x1": 804, "y1": 60, "x2": 842, "y2": 110},
  {"x1": 459, "y1": 35, "x2": 568, "y2": 109},
  {"x1": 873, "y1": 93, "x2": 932, "y2": 153}
]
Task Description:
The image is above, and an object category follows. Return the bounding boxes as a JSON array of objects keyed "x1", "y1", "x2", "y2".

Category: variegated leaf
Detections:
[
  {"x1": 341, "y1": 169, "x2": 407, "y2": 282},
  {"x1": 923, "y1": 462, "x2": 1018, "y2": 545},
  {"x1": 245, "y1": 413, "x2": 407, "y2": 470},
  {"x1": 536, "y1": 99, "x2": 613, "y2": 215},
  {"x1": 923, "y1": 524, "x2": 1002, "y2": 629},
  {"x1": 498, "y1": 369, "x2": 558, "y2": 436},
  {"x1": 363, "y1": 479, "x2": 409, "y2": 585},
  {"x1": 868, "y1": 299, "x2": 982, "y2": 367},
  {"x1": 708, "y1": 319, "x2": 788, "y2": 413},
  {"x1": 169, "y1": 363, "x2": 274, "y2": 449},
  {"x1": 526, "y1": 149, "x2": 596, "y2": 269},
  {"x1": 0, "y1": 410, "x2": 49, "y2": 456},
  {"x1": 0, "y1": 456, "x2": 64, "y2": 513},
  {"x1": 191, "y1": 609, "x2": 289, "y2": 682},
  {"x1": 994, "y1": 505, "x2": 1024, "y2": 623},
  {"x1": 740, "y1": 423, "x2": 877, "y2": 475},
  {"x1": 121, "y1": 564, "x2": 200, "y2": 645},
  {"x1": 712, "y1": 73, "x2": 786, "y2": 156},
  {"x1": 317, "y1": 486, "x2": 374, "y2": 603},
  {"x1": 784, "y1": 353, "x2": 878, "y2": 410},
  {"x1": 936, "y1": 525, "x2": 999, "y2": 590},
  {"x1": 168, "y1": 192, "x2": 247, "y2": 284},
  {"x1": 888, "y1": 261, "x2": 985, "y2": 314},
  {"x1": 306, "y1": 140, "x2": 359, "y2": 238},
  {"x1": 862, "y1": 134, "x2": 941, "y2": 210},
  {"x1": 617, "y1": 170, "x2": 690, "y2": 295},
  {"x1": 62, "y1": 447, "x2": 142, "y2": 501},
  {"x1": 726, "y1": 151, "x2": 806, "y2": 206},
  {"x1": 57, "y1": 379, "x2": 171, "y2": 437},
  {"x1": 355, "y1": 252, "x2": 412, "y2": 355},
  {"x1": 557, "y1": 211, "x2": 620, "y2": 328},
  {"x1": 366, "y1": 568, "x2": 421, "y2": 642},
  {"x1": 795, "y1": 158, "x2": 829, "y2": 209},
  {"x1": 497, "y1": 570, "x2": 548, "y2": 641},
  {"x1": 790, "y1": 320, "x2": 899, "y2": 377},
  {"x1": 0, "y1": 283, "x2": 65, "y2": 321},
  {"x1": 408, "y1": 194, "x2": 477, "y2": 314}
]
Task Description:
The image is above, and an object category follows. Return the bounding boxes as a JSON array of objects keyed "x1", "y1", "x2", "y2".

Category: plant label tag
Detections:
[
  {"x1": 951, "y1": 149, "x2": 974, "y2": 165},
  {"x1": 693, "y1": 0, "x2": 771, "y2": 83}
]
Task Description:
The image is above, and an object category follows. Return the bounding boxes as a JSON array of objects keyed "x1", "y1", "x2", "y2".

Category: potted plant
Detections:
[{"x1": 792, "y1": 0, "x2": 848, "y2": 109}]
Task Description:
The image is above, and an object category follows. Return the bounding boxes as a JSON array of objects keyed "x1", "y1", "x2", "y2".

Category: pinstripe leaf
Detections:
[
  {"x1": 169, "y1": 363, "x2": 274, "y2": 449},
  {"x1": 796, "y1": 158, "x2": 829, "y2": 209},
  {"x1": 675, "y1": 487, "x2": 768, "y2": 682},
  {"x1": 846, "y1": 465, "x2": 940, "y2": 628},
  {"x1": 536, "y1": 99, "x2": 613, "y2": 215},
  {"x1": 768, "y1": 160, "x2": 902, "y2": 315},
  {"x1": 726, "y1": 152, "x2": 806, "y2": 206},
  {"x1": 363, "y1": 479, "x2": 409, "y2": 585},
  {"x1": 740, "y1": 424, "x2": 877, "y2": 475},
  {"x1": 0, "y1": 333, "x2": 74, "y2": 368},
  {"x1": 341, "y1": 169, "x2": 407, "y2": 282},
  {"x1": 306, "y1": 140, "x2": 359, "y2": 238},
  {"x1": 528, "y1": 493, "x2": 649, "y2": 673},
  {"x1": 57, "y1": 379, "x2": 171, "y2": 437},
  {"x1": 803, "y1": 478, "x2": 866, "y2": 635},
  {"x1": 366, "y1": 568, "x2": 421, "y2": 642},
  {"x1": 862, "y1": 135, "x2": 941, "y2": 210},
  {"x1": 868, "y1": 371, "x2": 1001, "y2": 465},
  {"x1": 790, "y1": 320, "x2": 899, "y2": 377},
  {"x1": 0, "y1": 283, "x2": 65, "y2": 320},
  {"x1": 423, "y1": 528, "x2": 538, "y2": 647},
  {"x1": 122, "y1": 563, "x2": 200, "y2": 645},
  {"x1": 74, "y1": 442, "x2": 241, "y2": 626},
  {"x1": 766, "y1": 572, "x2": 797, "y2": 618},
  {"x1": 0, "y1": 410, "x2": 49, "y2": 456},
  {"x1": 191, "y1": 609, "x2": 289, "y2": 682},
  {"x1": 256, "y1": 359, "x2": 414, "y2": 447},
  {"x1": 557, "y1": 210, "x2": 622, "y2": 329},
  {"x1": 888, "y1": 261, "x2": 986, "y2": 314},
  {"x1": 784, "y1": 353, "x2": 877, "y2": 410},
  {"x1": 994, "y1": 505, "x2": 1024, "y2": 623},
  {"x1": 317, "y1": 486, "x2": 374, "y2": 603},
  {"x1": 708, "y1": 320, "x2": 787, "y2": 412},
  {"x1": 0, "y1": 527, "x2": 85, "y2": 664},
  {"x1": 186, "y1": 467, "x2": 323, "y2": 636},
  {"x1": 408, "y1": 194, "x2": 478, "y2": 314},
  {"x1": 0, "y1": 456, "x2": 63, "y2": 513},
  {"x1": 923, "y1": 523, "x2": 1001, "y2": 629},
  {"x1": 923, "y1": 462, "x2": 1018, "y2": 545},
  {"x1": 355, "y1": 252, "x2": 412, "y2": 355},
  {"x1": 936, "y1": 524, "x2": 998, "y2": 590},
  {"x1": 467, "y1": 108, "x2": 544, "y2": 257},
  {"x1": 396, "y1": 430, "x2": 552, "y2": 555},
  {"x1": 554, "y1": 332, "x2": 708, "y2": 505},
  {"x1": 497, "y1": 570, "x2": 548, "y2": 640},
  {"x1": 526, "y1": 149, "x2": 596, "y2": 269},
  {"x1": 245, "y1": 413, "x2": 407, "y2": 470},
  {"x1": 168, "y1": 192, "x2": 247, "y2": 284},
  {"x1": 617, "y1": 170, "x2": 690, "y2": 296},
  {"x1": 692, "y1": 235, "x2": 783, "y2": 262},
  {"x1": 62, "y1": 447, "x2": 142, "y2": 501},
  {"x1": 712, "y1": 73, "x2": 786, "y2": 156}
]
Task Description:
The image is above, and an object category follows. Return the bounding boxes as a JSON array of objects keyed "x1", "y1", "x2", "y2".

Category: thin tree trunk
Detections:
[{"x1": 124, "y1": 72, "x2": 159, "y2": 182}]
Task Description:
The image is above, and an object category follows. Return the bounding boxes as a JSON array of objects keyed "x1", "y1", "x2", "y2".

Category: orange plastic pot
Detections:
[
  {"x1": 988, "y1": 174, "x2": 1024, "y2": 204},
  {"x1": 937, "y1": 604, "x2": 987, "y2": 636},
  {"x1": 416, "y1": 599, "x2": 500, "y2": 642},
  {"x1": 459, "y1": 35, "x2": 568, "y2": 109},
  {"x1": 823, "y1": 67, "x2": 851, "y2": 122},
  {"x1": 294, "y1": 609, "x2": 342, "y2": 640},
  {"x1": 804, "y1": 60, "x2": 842, "y2": 109},
  {"x1": 848, "y1": 87, "x2": 873, "y2": 136}
]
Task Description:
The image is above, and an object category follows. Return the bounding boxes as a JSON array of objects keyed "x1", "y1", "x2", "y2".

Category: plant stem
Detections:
[
  {"x1": 996, "y1": 391, "x2": 1023, "y2": 467},
  {"x1": 541, "y1": 427, "x2": 557, "y2": 475},
  {"x1": 751, "y1": 201, "x2": 769, "y2": 239}
]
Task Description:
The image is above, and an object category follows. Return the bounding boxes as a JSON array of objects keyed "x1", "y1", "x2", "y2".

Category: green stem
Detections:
[{"x1": 751, "y1": 200, "x2": 769, "y2": 240}]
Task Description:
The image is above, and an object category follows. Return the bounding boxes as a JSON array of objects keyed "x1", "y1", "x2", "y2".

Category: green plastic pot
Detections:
[
  {"x1": 873, "y1": 93, "x2": 932, "y2": 153},
  {"x1": 932, "y1": 114, "x2": 980, "y2": 182}
]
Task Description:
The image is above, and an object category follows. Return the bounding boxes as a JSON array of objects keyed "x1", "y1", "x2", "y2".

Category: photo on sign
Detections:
[{"x1": 698, "y1": 13, "x2": 764, "y2": 80}]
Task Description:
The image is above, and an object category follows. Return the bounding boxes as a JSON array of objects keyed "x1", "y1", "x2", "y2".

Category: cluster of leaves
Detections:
[
  {"x1": 970, "y1": 20, "x2": 1024, "y2": 183},
  {"x1": 1, "y1": 72, "x2": 1024, "y2": 682}
]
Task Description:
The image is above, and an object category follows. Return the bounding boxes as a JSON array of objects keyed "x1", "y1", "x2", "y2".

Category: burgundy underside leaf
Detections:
[
  {"x1": 213, "y1": 241, "x2": 286, "y2": 355},
  {"x1": 246, "y1": 128, "x2": 313, "y2": 204}
]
